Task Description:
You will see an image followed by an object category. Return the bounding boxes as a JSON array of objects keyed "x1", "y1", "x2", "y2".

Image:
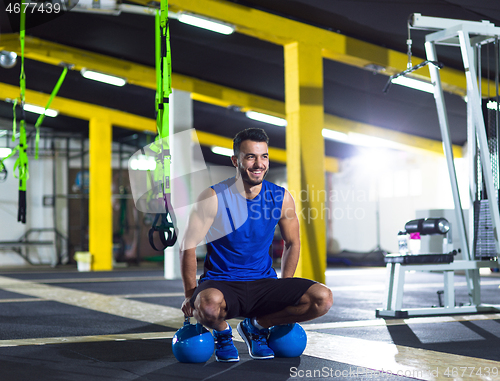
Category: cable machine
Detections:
[
  {"x1": 377, "y1": 14, "x2": 500, "y2": 318},
  {"x1": 0, "y1": 126, "x2": 76, "y2": 266}
]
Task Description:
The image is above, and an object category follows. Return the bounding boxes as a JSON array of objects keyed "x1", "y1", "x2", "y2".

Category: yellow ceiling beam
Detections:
[{"x1": 0, "y1": 36, "x2": 462, "y2": 158}]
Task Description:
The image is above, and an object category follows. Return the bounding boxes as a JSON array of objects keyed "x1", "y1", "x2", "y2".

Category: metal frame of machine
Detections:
[{"x1": 377, "y1": 14, "x2": 500, "y2": 318}]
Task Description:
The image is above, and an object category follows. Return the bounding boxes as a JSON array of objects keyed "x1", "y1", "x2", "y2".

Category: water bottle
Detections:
[
  {"x1": 409, "y1": 232, "x2": 421, "y2": 254},
  {"x1": 398, "y1": 231, "x2": 408, "y2": 255}
]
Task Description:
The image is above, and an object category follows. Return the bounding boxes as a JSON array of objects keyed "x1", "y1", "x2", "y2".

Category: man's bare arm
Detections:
[
  {"x1": 278, "y1": 190, "x2": 300, "y2": 278},
  {"x1": 180, "y1": 187, "x2": 217, "y2": 316}
]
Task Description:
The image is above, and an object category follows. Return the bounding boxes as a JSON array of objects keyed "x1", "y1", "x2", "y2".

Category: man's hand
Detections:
[{"x1": 181, "y1": 296, "x2": 194, "y2": 317}]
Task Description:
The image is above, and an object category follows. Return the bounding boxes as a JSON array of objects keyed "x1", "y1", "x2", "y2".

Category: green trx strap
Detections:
[
  {"x1": 19, "y1": 4, "x2": 26, "y2": 106},
  {"x1": 16, "y1": 4, "x2": 28, "y2": 223},
  {"x1": 148, "y1": 0, "x2": 178, "y2": 251},
  {"x1": 15, "y1": 119, "x2": 28, "y2": 223},
  {"x1": 12, "y1": 100, "x2": 17, "y2": 141},
  {"x1": 34, "y1": 66, "x2": 68, "y2": 159},
  {"x1": 6, "y1": 8, "x2": 67, "y2": 223}
]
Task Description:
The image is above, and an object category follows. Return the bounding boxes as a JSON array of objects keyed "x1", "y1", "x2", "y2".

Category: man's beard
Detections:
[{"x1": 238, "y1": 164, "x2": 269, "y2": 186}]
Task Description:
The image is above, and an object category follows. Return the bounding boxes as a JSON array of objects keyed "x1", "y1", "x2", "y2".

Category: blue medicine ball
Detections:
[
  {"x1": 172, "y1": 320, "x2": 214, "y2": 363},
  {"x1": 268, "y1": 323, "x2": 307, "y2": 358}
]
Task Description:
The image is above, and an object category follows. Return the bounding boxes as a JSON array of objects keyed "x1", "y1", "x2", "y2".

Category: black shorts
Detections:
[{"x1": 189, "y1": 277, "x2": 316, "y2": 320}]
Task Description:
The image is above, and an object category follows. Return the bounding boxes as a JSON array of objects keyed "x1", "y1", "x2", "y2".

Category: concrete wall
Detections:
[{"x1": 328, "y1": 149, "x2": 469, "y2": 254}]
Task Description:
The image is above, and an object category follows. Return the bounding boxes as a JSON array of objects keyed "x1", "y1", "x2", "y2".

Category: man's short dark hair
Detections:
[{"x1": 233, "y1": 128, "x2": 269, "y2": 156}]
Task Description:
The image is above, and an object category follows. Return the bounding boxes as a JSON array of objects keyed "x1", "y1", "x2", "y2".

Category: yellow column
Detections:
[
  {"x1": 284, "y1": 42, "x2": 326, "y2": 283},
  {"x1": 89, "y1": 117, "x2": 113, "y2": 271}
]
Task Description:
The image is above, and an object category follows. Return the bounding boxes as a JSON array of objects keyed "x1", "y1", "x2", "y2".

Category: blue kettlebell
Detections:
[
  {"x1": 268, "y1": 323, "x2": 307, "y2": 358},
  {"x1": 172, "y1": 317, "x2": 214, "y2": 363}
]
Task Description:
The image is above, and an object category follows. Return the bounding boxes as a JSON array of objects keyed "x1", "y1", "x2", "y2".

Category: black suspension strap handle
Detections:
[{"x1": 148, "y1": 194, "x2": 178, "y2": 251}]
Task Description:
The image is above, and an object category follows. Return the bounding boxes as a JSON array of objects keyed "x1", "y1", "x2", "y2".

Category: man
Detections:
[{"x1": 180, "y1": 128, "x2": 333, "y2": 362}]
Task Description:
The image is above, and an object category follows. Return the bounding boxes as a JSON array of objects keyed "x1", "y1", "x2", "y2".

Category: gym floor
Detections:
[{"x1": 1, "y1": 263, "x2": 500, "y2": 380}]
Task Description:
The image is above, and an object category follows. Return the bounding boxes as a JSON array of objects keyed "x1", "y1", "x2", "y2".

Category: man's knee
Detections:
[
  {"x1": 194, "y1": 288, "x2": 226, "y2": 324},
  {"x1": 307, "y1": 283, "x2": 333, "y2": 316}
]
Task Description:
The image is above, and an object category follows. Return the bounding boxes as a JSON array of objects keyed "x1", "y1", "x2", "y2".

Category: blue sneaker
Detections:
[
  {"x1": 213, "y1": 324, "x2": 239, "y2": 362},
  {"x1": 237, "y1": 318, "x2": 274, "y2": 360}
]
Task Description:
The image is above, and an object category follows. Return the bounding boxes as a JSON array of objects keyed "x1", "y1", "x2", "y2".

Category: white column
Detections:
[{"x1": 164, "y1": 90, "x2": 193, "y2": 279}]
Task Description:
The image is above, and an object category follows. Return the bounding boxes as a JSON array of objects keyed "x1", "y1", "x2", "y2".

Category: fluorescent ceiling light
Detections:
[
  {"x1": 75, "y1": 0, "x2": 116, "y2": 9},
  {"x1": 348, "y1": 132, "x2": 402, "y2": 149},
  {"x1": 72, "y1": 0, "x2": 119, "y2": 14},
  {"x1": 24, "y1": 104, "x2": 58, "y2": 117},
  {"x1": 178, "y1": 13, "x2": 235, "y2": 35},
  {"x1": 81, "y1": 69, "x2": 126, "y2": 87},
  {"x1": 211, "y1": 146, "x2": 234, "y2": 157},
  {"x1": 245, "y1": 111, "x2": 287, "y2": 127},
  {"x1": 129, "y1": 155, "x2": 156, "y2": 171},
  {"x1": 0, "y1": 130, "x2": 7, "y2": 138},
  {"x1": 0, "y1": 147, "x2": 12, "y2": 158},
  {"x1": 322, "y1": 129, "x2": 349, "y2": 142},
  {"x1": 322, "y1": 129, "x2": 404, "y2": 150},
  {"x1": 391, "y1": 76, "x2": 434, "y2": 94}
]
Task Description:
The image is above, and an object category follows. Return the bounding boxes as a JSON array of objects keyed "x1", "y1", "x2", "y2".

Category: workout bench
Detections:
[{"x1": 376, "y1": 259, "x2": 500, "y2": 318}]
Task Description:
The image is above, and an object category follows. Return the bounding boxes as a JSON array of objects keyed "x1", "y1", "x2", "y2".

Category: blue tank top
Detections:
[{"x1": 201, "y1": 177, "x2": 285, "y2": 282}]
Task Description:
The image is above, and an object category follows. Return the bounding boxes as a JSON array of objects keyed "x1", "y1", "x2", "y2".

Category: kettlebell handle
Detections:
[{"x1": 183, "y1": 316, "x2": 205, "y2": 334}]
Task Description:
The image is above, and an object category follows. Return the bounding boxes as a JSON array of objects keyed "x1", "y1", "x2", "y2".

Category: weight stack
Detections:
[
  {"x1": 473, "y1": 100, "x2": 500, "y2": 260},
  {"x1": 473, "y1": 199, "x2": 498, "y2": 259}
]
